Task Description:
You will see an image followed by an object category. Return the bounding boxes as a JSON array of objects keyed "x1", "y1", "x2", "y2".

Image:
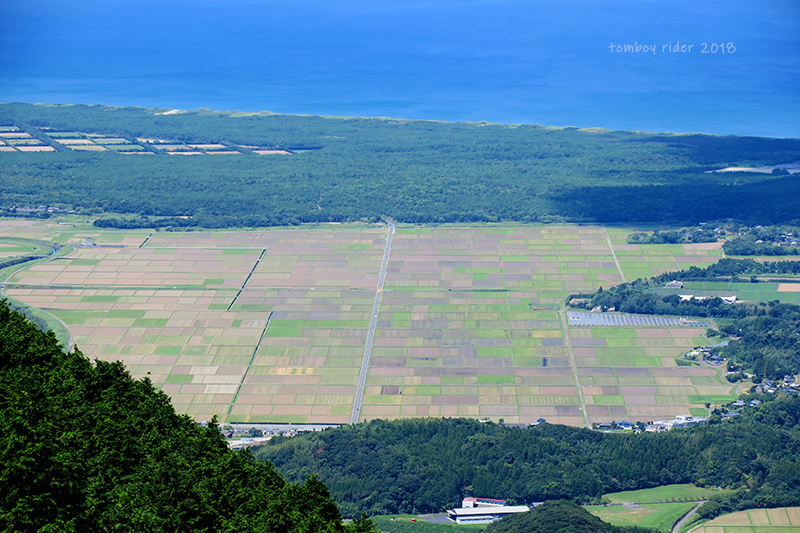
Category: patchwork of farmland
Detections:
[
  {"x1": 688, "y1": 507, "x2": 800, "y2": 533},
  {"x1": 1, "y1": 220, "x2": 736, "y2": 425},
  {"x1": 0, "y1": 125, "x2": 296, "y2": 154}
]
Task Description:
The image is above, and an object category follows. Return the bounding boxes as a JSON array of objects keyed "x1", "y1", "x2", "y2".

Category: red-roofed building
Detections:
[{"x1": 461, "y1": 497, "x2": 507, "y2": 508}]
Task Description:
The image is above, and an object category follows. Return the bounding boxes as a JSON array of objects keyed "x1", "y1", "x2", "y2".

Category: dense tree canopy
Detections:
[
  {"x1": 0, "y1": 300, "x2": 375, "y2": 533},
  {"x1": 1, "y1": 103, "x2": 799, "y2": 227},
  {"x1": 256, "y1": 400, "x2": 800, "y2": 518}
]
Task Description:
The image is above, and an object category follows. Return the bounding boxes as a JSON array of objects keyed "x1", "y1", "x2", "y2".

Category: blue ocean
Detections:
[{"x1": 1, "y1": 0, "x2": 798, "y2": 138}]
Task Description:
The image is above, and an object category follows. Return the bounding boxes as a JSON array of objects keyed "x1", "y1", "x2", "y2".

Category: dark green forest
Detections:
[
  {"x1": 2, "y1": 103, "x2": 800, "y2": 226},
  {"x1": 0, "y1": 300, "x2": 375, "y2": 533},
  {"x1": 568, "y1": 259, "x2": 800, "y2": 379},
  {"x1": 255, "y1": 400, "x2": 800, "y2": 519}
]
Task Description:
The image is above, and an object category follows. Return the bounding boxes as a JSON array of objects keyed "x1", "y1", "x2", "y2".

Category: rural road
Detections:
[
  {"x1": 559, "y1": 310, "x2": 590, "y2": 428},
  {"x1": 602, "y1": 225, "x2": 626, "y2": 283},
  {"x1": 672, "y1": 500, "x2": 707, "y2": 533},
  {"x1": 351, "y1": 222, "x2": 395, "y2": 424}
]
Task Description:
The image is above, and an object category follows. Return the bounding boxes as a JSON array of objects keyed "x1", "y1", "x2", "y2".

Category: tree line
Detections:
[{"x1": 255, "y1": 398, "x2": 800, "y2": 518}]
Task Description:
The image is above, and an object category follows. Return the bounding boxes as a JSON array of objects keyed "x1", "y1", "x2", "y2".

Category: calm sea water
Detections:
[{"x1": 1, "y1": 0, "x2": 798, "y2": 138}]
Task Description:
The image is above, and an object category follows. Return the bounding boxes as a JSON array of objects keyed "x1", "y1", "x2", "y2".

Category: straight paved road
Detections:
[{"x1": 351, "y1": 222, "x2": 395, "y2": 424}]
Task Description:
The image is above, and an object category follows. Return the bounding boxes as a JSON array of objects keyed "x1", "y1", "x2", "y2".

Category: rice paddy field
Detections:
[
  {"x1": 1, "y1": 219, "x2": 737, "y2": 425},
  {"x1": 687, "y1": 507, "x2": 800, "y2": 533}
]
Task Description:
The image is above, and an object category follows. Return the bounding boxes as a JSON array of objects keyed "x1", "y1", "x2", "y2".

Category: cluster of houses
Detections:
[
  {"x1": 210, "y1": 424, "x2": 308, "y2": 450},
  {"x1": 754, "y1": 375, "x2": 799, "y2": 395},
  {"x1": 682, "y1": 345, "x2": 731, "y2": 366},
  {"x1": 643, "y1": 415, "x2": 708, "y2": 432},
  {"x1": 1, "y1": 205, "x2": 76, "y2": 215},
  {"x1": 731, "y1": 399, "x2": 761, "y2": 409},
  {"x1": 594, "y1": 415, "x2": 708, "y2": 433}
]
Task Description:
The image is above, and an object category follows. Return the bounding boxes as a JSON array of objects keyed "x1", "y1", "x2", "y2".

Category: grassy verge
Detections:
[
  {"x1": 0, "y1": 293, "x2": 71, "y2": 349},
  {"x1": 371, "y1": 515, "x2": 485, "y2": 533}
]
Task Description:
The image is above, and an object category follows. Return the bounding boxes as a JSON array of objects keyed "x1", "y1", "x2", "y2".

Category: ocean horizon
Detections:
[{"x1": 1, "y1": 0, "x2": 798, "y2": 138}]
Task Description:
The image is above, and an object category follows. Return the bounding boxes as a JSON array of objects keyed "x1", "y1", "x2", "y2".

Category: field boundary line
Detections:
[
  {"x1": 228, "y1": 249, "x2": 266, "y2": 311},
  {"x1": 559, "y1": 310, "x2": 590, "y2": 428},
  {"x1": 351, "y1": 222, "x2": 395, "y2": 424},
  {"x1": 603, "y1": 225, "x2": 626, "y2": 282},
  {"x1": 139, "y1": 232, "x2": 154, "y2": 248},
  {"x1": 227, "y1": 311, "x2": 273, "y2": 417}
]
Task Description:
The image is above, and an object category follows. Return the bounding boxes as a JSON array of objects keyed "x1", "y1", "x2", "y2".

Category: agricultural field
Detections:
[
  {"x1": 0, "y1": 241, "x2": 36, "y2": 258},
  {"x1": 655, "y1": 280, "x2": 800, "y2": 305},
  {"x1": 2, "y1": 220, "x2": 739, "y2": 425},
  {"x1": 687, "y1": 507, "x2": 800, "y2": 533},
  {"x1": 587, "y1": 484, "x2": 731, "y2": 533},
  {"x1": 587, "y1": 502, "x2": 697, "y2": 532},
  {"x1": 371, "y1": 515, "x2": 483, "y2": 533},
  {"x1": 605, "y1": 228, "x2": 723, "y2": 280},
  {"x1": 602, "y1": 484, "x2": 729, "y2": 505}
]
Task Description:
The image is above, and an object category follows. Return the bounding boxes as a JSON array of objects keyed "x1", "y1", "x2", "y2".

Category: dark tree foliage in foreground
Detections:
[
  {"x1": 256, "y1": 401, "x2": 800, "y2": 518},
  {"x1": 0, "y1": 300, "x2": 375, "y2": 533},
  {"x1": 486, "y1": 500, "x2": 657, "y2": 533}
]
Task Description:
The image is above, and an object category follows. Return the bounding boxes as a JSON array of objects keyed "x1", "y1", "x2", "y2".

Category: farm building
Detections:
[
  {"x1": 447, "y1": 505, "x2": 530, "y2": 524},
  {"x1": 462, "y1": 497, "x2": 507, "y2": 508}
]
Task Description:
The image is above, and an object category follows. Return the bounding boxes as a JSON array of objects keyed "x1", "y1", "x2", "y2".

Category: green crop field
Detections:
[
  {"x1": 587, "y1": 502, "x2": 697, "y2": 532},
  {"x1": 587, "y1": 484, "x2": 732, "y2": 533},
  {"x1": 44, "y1": 131, "x2": 83, "y2": 138},
  {"x1": 371, "y1": 515, "x2": 485, "y2": 533},
  {"x1": 602, "y1": 484, "x2": 729, "y2": 505},
  {"x1": 1, "y1": 218, "x2": 739, "y2": 424}
]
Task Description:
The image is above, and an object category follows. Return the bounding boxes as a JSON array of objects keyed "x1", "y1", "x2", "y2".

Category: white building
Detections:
[{"x1": 447, "y1": 506, "x2": 530, "y2": 524}]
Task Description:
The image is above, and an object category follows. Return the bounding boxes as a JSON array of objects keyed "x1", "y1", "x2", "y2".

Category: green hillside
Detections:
[{"x1": 0, "y1": 299, "x2": 375, "y2": 533}]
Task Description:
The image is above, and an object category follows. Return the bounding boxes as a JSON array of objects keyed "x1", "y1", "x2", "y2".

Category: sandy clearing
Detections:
[
  {"x1": 777, "y1": 284, "x2": 800, "y2": 292},
  {"x1": 58, "y1": 138, "x2": 94, "y2": 145},
  {"x1": 16, "y1": 145, "x2": 56, "y2": 152}
]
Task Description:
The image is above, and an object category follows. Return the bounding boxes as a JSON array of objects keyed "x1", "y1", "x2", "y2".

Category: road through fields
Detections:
[{"x1": 351, "y1": 222, "x2": 395, "y2": 423}]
